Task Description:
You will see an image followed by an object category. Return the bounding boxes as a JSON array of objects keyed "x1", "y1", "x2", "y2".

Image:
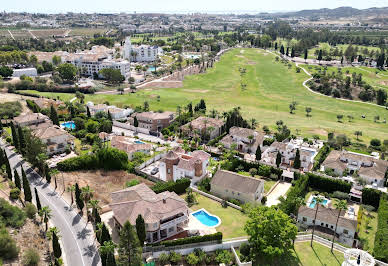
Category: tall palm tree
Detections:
[
  {"x1": 88, "y1": 199, "x2": 101, "y2": 224},
  {"x1": 99, "y1": 240, "x2": 117, "y2": 265},
  {"x1": 46, "y1": 226, "x2": 60, "y2": 240},
  {"x1": 311, "y1": 196, "x2": 325, "y2": 247},
  {"x1": 67, "y1": 184, "x2": 76, "y2": 206},
  {"x1": 95, "y1": 222, "x2": 104, "y2": 242},
  {"x1": 81, "y1": 185, "x2": 94, "y2": 223},
  {"x1": 250, "y1": 118, "x2": 258, "y2": 129},
  {"x1": 331, "y1": 200, "x2": 348, "y2": 252},
  {"x1": 39, "y1": 206, "x2": 52, "y2": 232}
]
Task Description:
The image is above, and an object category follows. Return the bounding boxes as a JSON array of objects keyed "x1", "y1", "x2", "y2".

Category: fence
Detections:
[
  {"x1": 231, "y1": 246, "x2": 252, "y2": 266},
  {"x1": 112, "y1": 121, "x2": 150, "y2": 135},
  {"x1": 191, "y1": 187, "x2": 242, "y2": 211}
]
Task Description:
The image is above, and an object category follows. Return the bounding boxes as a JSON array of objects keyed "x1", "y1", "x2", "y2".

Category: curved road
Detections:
[{"x1": 0, "y1": 140, "x2": 101, "y2": 266}]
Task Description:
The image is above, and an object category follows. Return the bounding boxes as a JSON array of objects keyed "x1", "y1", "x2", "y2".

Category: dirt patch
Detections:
[
  {"x1": 309, "y1": 128, "x2": 328, "y2": 137},
  {"x1": 379, "y1": 80, "x2": 388, "y2": 86},
  {"x1": 56, "y1": 170, "x2": 154, "y2": 207},
  {"x1": 240, "y1": 50, "x2": 245, "y2": 54},
  {"x1": 183, "y1": 89, "x2": 209, "y2": 93},
  {"x1": 140, "y1": 81, "x2": 183, "y2": 89},
  {"x1": 247, "y1": 61, "x2": 257, "y2": 65},
  {"x1": 235, "y1": 55, "x2": 245, "y2": 59}
]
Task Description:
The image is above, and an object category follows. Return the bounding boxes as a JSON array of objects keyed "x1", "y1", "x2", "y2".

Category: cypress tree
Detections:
[
  {"x1": 34, "y1": 187, "x2": 41, "y2": 211},
  {"x1": 317, "y1": 49, "x2": 323, "y2": 62},
  {"x1": 75, "y1": 183, "x2": 84, "y2": 212},
  {"x1": 22, "y1": 169, "x2": 32, "y2": 202},
  {"x1": 291, "y1": 48, "x2": 295, "y2": 58},
  {"x1": 280, "y1": 45, "x2": 285, "y2": 55},
  {"x1": 133, "y1": 116, "x2": 139, "y2": 127},
  {"x1": 100, "y1": 223, "x2": 111, "y2": 244},
  {"x1": 93, "y1": 207, "x2": 101, "y2": 224},
  {"x1": 87, "y1": 106, "x2": 91, "y2": 118},
  {"x1": 274, "y1": 42, "x2": 278, "y2": 50},
  {"x1": 107, "y1": 110, "x2": 112, "y2": 121},
  {"x1": 255, "y1": 146, "x2": 262, "y2": 161},
  {"x1": 135, "y1": 215, "x2": 146, "y2": 246},
  {"x1": 276, "y1": 151, "x2": 281, "y2": 168},
  {"x1": 294, "y1": 149, "x2": 301, "y2": 169},
  {"x1": 0, "y1": 120, "x2": 3, "y2": 132},
  {"x1": 13, "y1": 169, "x2": 21, "y2": 190},
  {"x1": 5, "y1": 156, "x2": 12, "y2": 180},
  {"x1": 0, "y1": 149, "x2": 4, "y2": 166},
  {"x1": 50, "y1": 105, "x2": 59, "y2": 126},
  {"x1": 52, "y1": 232, "x2": 62, "y2": 259},
  {"x1": 17, "y1": 126, "x2": 25, "y2": 155},
  {"x1": 286, "y1": 47, "x2": 289, "y2": 56},
  {"x1": 304, "y1": 49, "x2": 308, "y2": 61},
  {"x1": 10, "y1": 122, "x2": 19, "y2": 150},
  {"x1": 45, "y1": 165, "x2": 51, "y2": 184}
]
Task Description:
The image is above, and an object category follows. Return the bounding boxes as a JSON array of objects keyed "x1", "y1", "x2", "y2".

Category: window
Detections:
[
  {"x1": 302, "y1": 217, "x2": 307, "y2": 222},
  {"x1": 326, "y1": 224, "x2": 328, "y2": 228},
  {"x1": 321, "y1": 223, "x2": 324, "y2": 226},
  {"x1": 168, "y1": 227, "x2": 174, "y2": 233},
  {"x1": 331, "y1": 225, "x2": 334, "y2": 229},
  {"x1": 343, "y1": 229, "x2": 348, "y2": 235},
  {"x1": 167, "y1": 169, "x2": 171, "y2": 174}
]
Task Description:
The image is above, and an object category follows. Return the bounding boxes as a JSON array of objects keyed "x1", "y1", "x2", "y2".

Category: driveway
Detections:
[
  {"x1": 265, "y1": 181, "x2": 292, "y2": 207},
  {"x1": 0, "y1": 140, "x2": 101, "y2": 266}
]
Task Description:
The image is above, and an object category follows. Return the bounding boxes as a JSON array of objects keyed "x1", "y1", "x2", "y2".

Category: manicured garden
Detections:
[
  {"x1": 186, "y1": 192, "x2": 248, "y2": 239},
  {"x1": 18, "y1": 48, "x2": 388, "y2": 142}
]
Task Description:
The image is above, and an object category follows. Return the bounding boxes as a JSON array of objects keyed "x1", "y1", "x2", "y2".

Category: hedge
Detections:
[
  {"x1": 307, "y1": 173, "x2": 351, "y2": 193},
  {"x1": 57, "y1": 148, "x2": 128, "y2": 171},
  {"x1": 152, "y1": 178, "x2": 191, "y2": 195},
  {"x1": 226, "y1": 159, "x2": 282, "y2": 179},
  {"x1": 279, "y1": 174, "x2": 309, "y2": 215},
  {"x1": 374, "y1": 194, "x2": 388, "y2": 262},
  {"x1": 154, "y1": 232, "x2": 222, "y2": 247},
  {"x1": 313, "y1": 144, "x2": 332, "y2": 171},
  {"x1": 361, "y1": 188, "x2": 381, "y2": 209}
]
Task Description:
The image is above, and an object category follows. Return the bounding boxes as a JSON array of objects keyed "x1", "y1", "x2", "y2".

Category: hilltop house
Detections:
[
  {"x1": 33, "y1": 125, "x2": 75, "y2": 155},
  {"x1": 130, "y1": 111, "x2": 175, "y2": 132},
  {"x1": 181, "y1": 117, "x2": 225, "y2": 140},
  {"x1": 321, "y1": 150, "x2": 388, "y2": 188},
  {"x1": 220, "y1": 126, "x2": 264, "y2": 154},
  {"x1": 297, "y1": 205, "x2": 358, "y2": 246},
  {"x1": 110, "y1": 135, "x2": 152, "y2": 160},
  {"x1": 110, "y1": 183, "x2": 189, "y2": 243},
  {"x1": 210, "y1": 170, "x2": 264, "y2": 203},
  {"x1": 159, "y1": 147, "x2": 210, "y2": 182}
]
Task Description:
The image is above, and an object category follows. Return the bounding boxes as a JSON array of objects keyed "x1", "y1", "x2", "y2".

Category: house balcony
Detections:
[{"x1": 160, "y1": 215, "x2": 188, "y2": 230}]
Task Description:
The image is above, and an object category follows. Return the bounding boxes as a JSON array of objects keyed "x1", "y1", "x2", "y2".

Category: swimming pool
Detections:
[
  {"x1": 134, "y1": 140, "x2": 145, "y2": 144},
  {"x1": 61, "y1": 121, "x2": 75, "y2": 130},
  {"x1": 147, "y1": 66, "x2": 156, "y2": 72},
  {"x1": 309, "y1": 197, "x2": 329, "y2": 208},
  {"x1": 191, "y1": 209, "x2": 221, "y2": 228}
]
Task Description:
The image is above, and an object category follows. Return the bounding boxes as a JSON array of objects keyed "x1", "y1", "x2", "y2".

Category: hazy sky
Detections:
[{"x1": 2, "y1": 0, "x2": 388, "y2": 13}]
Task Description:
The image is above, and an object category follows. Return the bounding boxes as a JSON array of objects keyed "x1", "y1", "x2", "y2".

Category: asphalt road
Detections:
[{"x1": 1, "y1": 140, "x2": 101, "y2": 266}]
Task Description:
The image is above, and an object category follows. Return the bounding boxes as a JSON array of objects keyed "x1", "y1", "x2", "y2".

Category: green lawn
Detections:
[
  {"x1": 19, "y1": 48, "x2": 388, "y2": 142},
  {"x1": 307, "y1": 42, "x2": 383, "y2": 60},
  {"x1": 186, "y1": 192, "x2": 248, "y2": 239},
  {"x1": 358, "y1": 210, "x2": 378, "y2": 254}
]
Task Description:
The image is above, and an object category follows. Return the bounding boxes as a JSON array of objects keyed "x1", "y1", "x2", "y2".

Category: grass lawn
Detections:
[
  {"x1": 19, "y1": 48, "x2": 388, "y2": 142},
  {"x1": 358, "y1": 210, "x2": 378, "y2": 254},
  {"x1": 186, "y1": 192, "x2": 248, "y2": 239}
]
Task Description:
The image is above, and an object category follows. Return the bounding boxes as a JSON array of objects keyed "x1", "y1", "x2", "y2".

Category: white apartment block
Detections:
[{"x1": 123, "y1": 37, "x2": 162, "y2": 62}]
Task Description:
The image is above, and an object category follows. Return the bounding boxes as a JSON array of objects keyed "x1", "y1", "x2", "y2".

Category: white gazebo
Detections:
[{"x1": 342, "y1": 249, "x2": 375, "y2": 266}]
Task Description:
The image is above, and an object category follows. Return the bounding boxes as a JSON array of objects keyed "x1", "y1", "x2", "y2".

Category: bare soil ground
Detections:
[
  {"x1": 140, "y1": 80, "x2": 183, "y2": 89},
  {"x1": 55, "y1": 170, "x2": 155, "y2": 207}
]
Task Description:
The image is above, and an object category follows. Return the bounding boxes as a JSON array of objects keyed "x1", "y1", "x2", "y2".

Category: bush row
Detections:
[
  {"x1": 226, "y1": 159, "x2": 282, "y2": 179},
  {"x1": 362, "y1": 188, "x2": 381, "y2": 209},
  {"x1": 152, "y1": 178, "x2": 191, "y2": 195},
  {"x1": 279, "y1": 174, "x2": 309, "y2": 215},
  {"x1": 9, "y1": 80, "x2": 95, "y2": 94},
  {"x1": 57, "y1": 148, "x2": 128, "y2": 171},
  {"x1": 312, "y1": 144, "x2": 332, "y2": 171},
  {"x1": 374, "y1": 194, "x2": 388, "y2": 262},
  {"x1": 154, "y1": 232, "x2": 223, "y2": 247},
  {"x1": 307, "y1": 173, "x2": 351, "y2": 193}
]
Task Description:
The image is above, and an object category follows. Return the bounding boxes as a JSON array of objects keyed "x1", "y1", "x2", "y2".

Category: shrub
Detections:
[
  {"x1": 186, "y1": 252, "x2": 200, "y2": 265},
  {"x1": 362, "y1": 188, "x2": 381, "y2": 209},
  {"x1": 0, "y1": 226, "x2": 19, "y2": 259},
  {"x1": 125, "y1": 179, "x2": 140, "y2": 187},
  {"x1": 169, "y1": 251, "x2": 182, "y2": 263},
  {"x1": 10, "y1": 188, "x2": 20, "y2": 200},
  {"x1": 0, "y1": 198, "x2": 26, "y2": 228},
  {"x1": 22, "y1": 248, "x2": 40, "y2": 266},
  {"x1": 279, "y1": 174, "x2": 309, "y2": 215},
  {"x1": 228, "y1": 198, "x2": 242, "y2": 206},
  {"x1": 370, "y1": 139, "x2": 381, "y2": 147},
  {"x1": 374, "y1": 194, "x2": 388, "y2": 262},
  {"x1": 155, "y1": 232, "x2": 222, "y2": 247},
  {"x1": 313, "y1": 144, "x2": 331, "y2": 170},
  {"x1": 158, "y1": 252, "x2": 169, "y2": 264},
  {"x1": 24, "y1": 202, "x2": 37, "y2": 219},
  {"x1": 261, "y1": 196, "x2": 267, "y2": 205},
  {"x1": 197, "y1": 177, "x2": 211, "y2": 192},
  {"x1": 307, "y1": 173, "x2": 351, "y2": 193},
  {"x1": 152, "y1": 178, "x2": 191, "y2": 194},
  {"x1": 215, "y1": 249, "x2": 233, "y2": 264},
  {"x1": 332, "y1": 191, "x2": 350, "y2": 200}
]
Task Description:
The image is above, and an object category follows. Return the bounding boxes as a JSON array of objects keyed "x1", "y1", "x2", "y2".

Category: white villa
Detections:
[
  {"x1": 110, "y1": 183, "x2": 189, "y2": 243},
  {"x1": 86, "y1": 102, "x2": 133, "y2": 120},
  {"x1": 159, "y1": 147, "x2": 210, "y2": 182},
  {"x1": 33, "y1": 125, "x2": 75, "y2": 155}
]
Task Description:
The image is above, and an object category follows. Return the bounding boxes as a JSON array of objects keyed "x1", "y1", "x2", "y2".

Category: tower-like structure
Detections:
[{"x1": 123, "y1": 37, "x2": 132, "y2": 60}]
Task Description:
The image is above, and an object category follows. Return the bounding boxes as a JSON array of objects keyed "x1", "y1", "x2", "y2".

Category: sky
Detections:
[{"x1": 2, "y1": 0, "x2": 388, "y2": 14}]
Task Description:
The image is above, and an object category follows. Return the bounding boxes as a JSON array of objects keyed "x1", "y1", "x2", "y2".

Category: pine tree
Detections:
[
  {"x1": 13, "y1": 169, "x2": 21, "y2": 190},
  {"x1": 10, "y1": 122, "x2": 19, "y2": 150},
  {"x1": 135, "y1": 214, "x2": 146, "y2": 246},
  {"x1": 52, "y1": 232, "x2": 62, "y2": 259},
  {"x1": 294, "y1": 149, "x2": 301, "y2": 169},
  {"x1": 276, "y1": 151, "x2": 281, "y2": 168},
  {"x1": 50, "y1": 105, "x2": 59, "y2": 126},
  {"x1": 118, "y1": 221, "x2": 142, "y2": 265},
  {"x1": 75, "y1": 183, "x2": 84, "y2": 212},
  {"x1": 87, "y1": 106, "x2": 91, "y2": 118},
  {"x1": 17, "y1": 126, "x2": 25, "y2": 155},
  {"x1": 255, "y1": 146, "x2": 262, "y2": 161},
  {"x1": 34, "y1": 187, "x2": 41, "y2": 211},
  {"x1": 22, "y1": 169, "x2": 32, "y2": 202}
]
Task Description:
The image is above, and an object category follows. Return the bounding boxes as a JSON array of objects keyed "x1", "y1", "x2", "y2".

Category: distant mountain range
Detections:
[{"x1": 259, "y1": 6, "x2": 388, "y2": 19}]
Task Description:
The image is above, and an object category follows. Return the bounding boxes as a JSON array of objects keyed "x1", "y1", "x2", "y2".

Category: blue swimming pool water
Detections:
[
  {"x1": 309, "y1": 197, "x2": 328, "y2": 208},
  {"x1": 192, "y1": 210, "x2": 220, "y2": 227},
  {"x1": 61, "y1": 121, "x2": 76, "y2": 130},
  {"x1": 134, "y1": 140, "x2": 145, "y2": 144},
  {"x1": 147, "y1": 66, "x2": 156, "y2": 72}
]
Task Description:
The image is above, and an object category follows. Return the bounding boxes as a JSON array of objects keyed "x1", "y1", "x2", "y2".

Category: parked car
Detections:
[{"x1": 151, "y1": 167, "x2": 159, "y2": 175}]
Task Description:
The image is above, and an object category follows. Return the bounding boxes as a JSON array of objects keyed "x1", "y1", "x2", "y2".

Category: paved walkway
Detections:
[
  {"x1": 0, "y1": 140, "x2": 101, "y2": 266},
  {"x1": 265, "y1": 181, "x2": 292, "y2": 207}
]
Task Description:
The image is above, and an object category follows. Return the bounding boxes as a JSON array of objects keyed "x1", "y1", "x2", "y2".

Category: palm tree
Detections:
[
  {"x1": 99, "y1": 240, "x2": 117, "y2": 265},
  {"x1": 331, "y1": 200, "x2": 348, "y2": 252},
  {"x1": 67, "y1": 184, "x2": 76, "y2": 206},
  {"x1": 88, "y1": 199, "x2": 101, "y2": 224},
  {"x1": 39, "y1": 206, "x2": 52, "y2": 232},
  {"x1": 46, "y1": 226, "x2": 60, "y2": 240},
  {"x1": 311, "y1": 196, "x2": 325, "y2": 247},
  {"x1": 81, "y1": 185, "x2": 94, "y2": 223},
  {"x1": 250, "y1": 118, "x2": 258, "y2": 129},
  {"x1": 95, "y1": 222, "x2": 104, "y2": 242}
]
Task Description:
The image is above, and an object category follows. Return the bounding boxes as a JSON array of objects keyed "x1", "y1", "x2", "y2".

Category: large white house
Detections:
[
  {"x1": 123, "y1": 37, "x2": 163, "y2": 62},
  {"x1": 159, "y1": 147, "x2": 210, "y2": 182},
  {"x1": 33, "y1": 125, "x2": 75, "y2": 155},
  {"x1": 86, "y1": 102, "x2": 133, "y2": 120}
]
